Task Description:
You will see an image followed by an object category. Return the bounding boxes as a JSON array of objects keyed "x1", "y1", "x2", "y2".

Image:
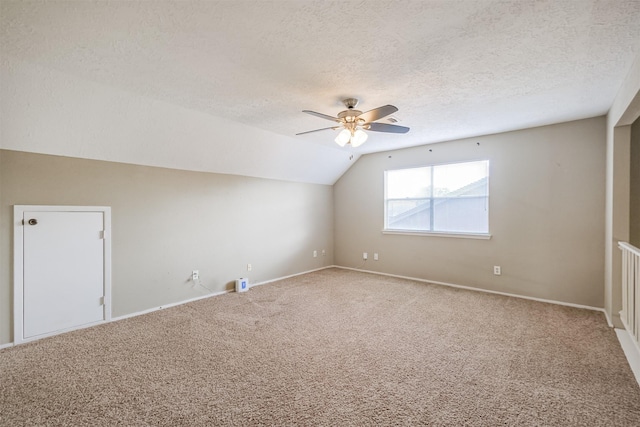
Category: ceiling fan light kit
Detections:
[
  {"x1": 335, "y1": 127, "x2": 368, "y2": 147},
  {"x1": 297, "y1": 98, "x2": 410, "y2": 148},
  {"x1": 335, "y1": 129, "x2": 351, "y2": 147},
  {"x1": 351, "y1": 129, "x2": 368, "y2": 147}
]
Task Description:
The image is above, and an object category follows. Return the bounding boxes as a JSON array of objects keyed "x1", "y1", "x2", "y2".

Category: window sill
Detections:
[{"x1": 382, "y1": 230, "x2": 492, "y2": 240}]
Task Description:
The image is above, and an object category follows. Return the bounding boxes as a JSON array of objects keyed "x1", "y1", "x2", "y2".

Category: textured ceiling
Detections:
[{"x1": 2, "y1": 0, "x2": 640, "y2": 170}]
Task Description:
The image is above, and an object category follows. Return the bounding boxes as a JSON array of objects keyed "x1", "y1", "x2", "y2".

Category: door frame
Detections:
[{"x1": 14, "y1": 205, "x2": 112, "y2": 345}]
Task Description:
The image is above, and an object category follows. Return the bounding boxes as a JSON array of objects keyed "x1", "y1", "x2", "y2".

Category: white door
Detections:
[{"x1": 14, "y1": 206, "x2": 111, "y2": 343}]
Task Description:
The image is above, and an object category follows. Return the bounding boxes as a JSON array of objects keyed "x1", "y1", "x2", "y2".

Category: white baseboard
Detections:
[
  {"x1": 602, "y1": 309, "x2": 614, "y2": 328},
  {"x1": 249, "y1": 265, "x2": 334, "y2": 288},
  {"x1": 1, "y1": 264, "x2": 614, "y2": 350},
  {"x1": 3, "y1": 267, "x2": 336, "y2": 346},
  {"x1": 111, "y1": 289, "x2": 233, "y2": 322},
  {"x1": 615, "y1": 328, "x2": 640, "y2": 387},
  {"x1": 112, "y1": 265, "x2": 335, "y2": 322},
  {"x1": 335, "y1": 266, "x2": 609, "y2": 322}
]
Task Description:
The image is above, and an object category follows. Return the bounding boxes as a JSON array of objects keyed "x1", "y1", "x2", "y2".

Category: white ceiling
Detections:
[{"x1": 2, "y1": 0, "x2": 640, "y2": 183}]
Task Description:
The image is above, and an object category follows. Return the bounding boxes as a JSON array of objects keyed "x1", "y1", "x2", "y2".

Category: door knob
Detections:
[{"x1": 28, "y1": 218, "x2": 37, "y2": 225}]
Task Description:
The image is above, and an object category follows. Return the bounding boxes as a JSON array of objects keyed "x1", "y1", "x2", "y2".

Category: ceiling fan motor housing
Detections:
[
  {"x1": 338, "y1": 109, "x2": 364, "y2": 123},
  {"x1": 338, "y1": 98, "x2": 364, "y2": 126}
]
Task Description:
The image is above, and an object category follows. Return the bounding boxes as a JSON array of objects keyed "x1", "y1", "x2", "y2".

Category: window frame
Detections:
[{"x1": 383, "y1": 160, "x2": 491, "y2": 239}]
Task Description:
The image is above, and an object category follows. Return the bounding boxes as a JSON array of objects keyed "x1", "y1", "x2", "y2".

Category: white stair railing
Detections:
[{"x1": 619, "y1": 242, "x2": 640, "y2": 347}]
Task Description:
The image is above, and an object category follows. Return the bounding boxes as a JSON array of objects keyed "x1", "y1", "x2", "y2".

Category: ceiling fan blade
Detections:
[
  {"x1": 367, "y1": 122, "x2": 410, "y2": 134},
  {"x1": 296, "y1": 126, "x2": 340, "y2": 135},
  {"x1": 302, "y1": 110, "x2": 340, "y2": 122},
  {"x1": 357, "y1": 105, "x2": 398, "y2": 123}
]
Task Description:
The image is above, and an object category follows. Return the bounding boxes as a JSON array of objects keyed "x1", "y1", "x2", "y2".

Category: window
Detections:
[{"x1": 384, "y1": 160, "x2": 489, "y2": 235}]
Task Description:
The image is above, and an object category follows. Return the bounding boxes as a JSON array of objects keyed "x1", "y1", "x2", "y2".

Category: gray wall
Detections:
[
  {"x1": 630, "y1": 118, "x2": 640, "y2": 247},
  {"x1": 334, "y1": 117, "x2": 606, "y2": 308},
  {"x1": 0, "y1": 150, "x2": 334, "y2": 345}
]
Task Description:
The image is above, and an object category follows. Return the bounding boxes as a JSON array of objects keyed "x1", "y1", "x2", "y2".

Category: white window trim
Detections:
[
  {"x1": 382, "y1": 229, "x2": 492, "y2": 240},
  {"x1": 383, "y1": 160, "x2": 490, "y2": 236}
]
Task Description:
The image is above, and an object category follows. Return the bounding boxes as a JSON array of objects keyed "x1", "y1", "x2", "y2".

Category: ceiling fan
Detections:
[{"x1": 296, "y1": 98, "x2": 410, "y2": 148}]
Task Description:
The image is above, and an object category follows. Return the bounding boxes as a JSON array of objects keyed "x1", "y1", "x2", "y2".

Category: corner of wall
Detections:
[{"x1": 604, "y1": 47, "x2": 640, "y2": 327}]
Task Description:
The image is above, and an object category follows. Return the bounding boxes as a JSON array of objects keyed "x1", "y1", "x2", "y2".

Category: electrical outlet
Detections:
[
  {"x1": 363, "y1": 252, "x2": 368, "y2": 260},
  {"x1": 374, "y1": 253, "x2": 379, "y2": 261},
  {"x1": 322, "y1": 249, "x2": 326, "y2": 256},
  {"x1": 494, "y1": 266, "x2": 501, "y2": 275},
  {"x1": 247, "y1": 264, "x2": 252, "y2": 272},
  {"x1": 313, "y1": 250, "x2": 317, "y2": 258},
  {"x1": 192, "y1": 270, "x2": 199, "y2": 280}
]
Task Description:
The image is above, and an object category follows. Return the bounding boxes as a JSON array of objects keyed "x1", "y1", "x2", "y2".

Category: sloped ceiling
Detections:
[{"x1": 2, "y1": 0, "x2": 640, "y2": 184}]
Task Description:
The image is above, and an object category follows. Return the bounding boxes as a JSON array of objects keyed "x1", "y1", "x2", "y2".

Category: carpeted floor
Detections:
[{"x1": 1, "y1": 268, "x2": 639, "y2": 426}]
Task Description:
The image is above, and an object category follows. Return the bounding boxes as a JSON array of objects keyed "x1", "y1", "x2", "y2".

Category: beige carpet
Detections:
[{"x1": 1, "y1": 268, "x2": 639, "y2": 426}]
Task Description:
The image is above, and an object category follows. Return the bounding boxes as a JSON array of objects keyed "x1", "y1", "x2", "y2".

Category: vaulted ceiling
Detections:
[{"x1": 2, "y1": 1, "x2": 640, "y2": 184}]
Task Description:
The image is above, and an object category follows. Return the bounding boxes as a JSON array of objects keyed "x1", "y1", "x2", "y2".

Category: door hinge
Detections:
[
  {"x1": 99, "y1": 230, "x2": 105, "y2": 239},
  {"x1": 100, "y1": 296, "x2": 105, "y2": 306}
]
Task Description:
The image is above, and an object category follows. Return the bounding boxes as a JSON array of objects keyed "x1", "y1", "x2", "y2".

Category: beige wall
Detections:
[
  {"x1": 334, "y1": 117, "x2": 606, "y2": 308},
  {"x1": 630, "y1": 118, "x2": 640, "y2": 247},
  {"x1": 0, "y1": 150, "x2": 334, "y2": 345}
]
